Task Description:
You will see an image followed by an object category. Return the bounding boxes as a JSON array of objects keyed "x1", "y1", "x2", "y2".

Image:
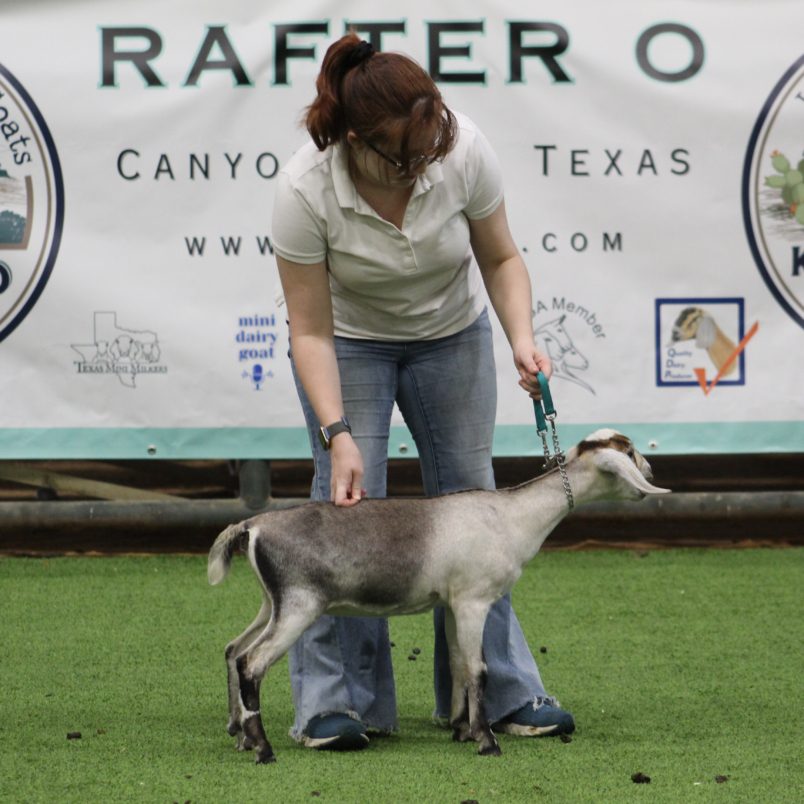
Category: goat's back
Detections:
[{"x1": 245, "y1": 491, "x2": 499, "y2": 609}]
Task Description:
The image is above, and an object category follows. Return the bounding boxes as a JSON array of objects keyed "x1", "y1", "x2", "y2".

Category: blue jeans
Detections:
[{"x1": 288, "y1": 309, "x2": 550, "y2": 739}]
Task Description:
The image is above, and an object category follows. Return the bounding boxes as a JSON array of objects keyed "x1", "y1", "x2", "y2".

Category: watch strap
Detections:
[{"x1": 318, "y1": 416, "x2": 351, "y2": 450}]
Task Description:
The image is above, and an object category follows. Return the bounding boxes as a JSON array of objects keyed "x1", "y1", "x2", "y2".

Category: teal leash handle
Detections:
[
  {"x1": 533, "y1": 371, "x2": 554, "y2": 465},
  {"x1": 532, "y1": 371, "x2": 555, "y2": 434}
]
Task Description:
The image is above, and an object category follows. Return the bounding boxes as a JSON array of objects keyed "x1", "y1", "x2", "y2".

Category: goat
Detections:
[{"x1": 208, "y1": 429, "x2": 670, "y2": 763}]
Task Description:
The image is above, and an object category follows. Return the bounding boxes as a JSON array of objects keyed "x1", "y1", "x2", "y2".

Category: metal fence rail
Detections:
[
  {"x1": 1, "y1": 491, "x2": 802, "y2": 555},
  {"x1": 1, "y1": 456, "x2": 802, "y2": 554}
]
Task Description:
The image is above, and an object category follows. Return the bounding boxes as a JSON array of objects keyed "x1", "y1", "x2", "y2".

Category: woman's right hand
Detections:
[
  {"x1": 276, "y1": 254, "x2": 364, "y2": 506},
  {"x1": 330, "y1": 434, "x2": 365, "y2": 506}
]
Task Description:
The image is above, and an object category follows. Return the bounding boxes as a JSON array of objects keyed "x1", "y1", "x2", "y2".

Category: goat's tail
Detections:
[{"x1": 208, "y1": 522, "x2": 250, "y2": 586}]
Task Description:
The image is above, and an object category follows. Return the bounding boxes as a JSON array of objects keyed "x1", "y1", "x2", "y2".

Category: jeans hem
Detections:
[{"x1": 433, "y1": 694, "x2": 561, "y2": 728}]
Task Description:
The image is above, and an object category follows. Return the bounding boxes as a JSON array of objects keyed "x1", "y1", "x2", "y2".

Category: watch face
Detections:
[{"x1": 318, "y1": 427, "x2": 330, "y2": 450}]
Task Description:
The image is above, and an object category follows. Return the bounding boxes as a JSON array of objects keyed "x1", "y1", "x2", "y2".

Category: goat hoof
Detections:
[
  {"x1": 255, "y1": 748, "x2": 276, "y2": 764},
  {"x1": 452, "y1": 727, "x2": 472, "y2": 743},
  {"x1": 479, "y1": 742, "x2": 502, "y2": 757}
]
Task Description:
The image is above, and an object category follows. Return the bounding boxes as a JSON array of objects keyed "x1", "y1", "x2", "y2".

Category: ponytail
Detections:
[
  {"x1": 305, "y1": 32, "x2": 374, "y2": 150},
  {"x1": 305, "y1": 33, "x2": 457, "y2": 160}
]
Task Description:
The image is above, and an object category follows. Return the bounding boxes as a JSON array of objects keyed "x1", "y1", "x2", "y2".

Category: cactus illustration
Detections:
[{"x1": 765, "y1": 150, "x2": 804, "y2": 226}]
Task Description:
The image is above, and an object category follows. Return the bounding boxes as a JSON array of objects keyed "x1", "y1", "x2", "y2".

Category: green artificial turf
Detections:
[{"x1": 0, "y1": 548, "x2": 801, "y2": 803}]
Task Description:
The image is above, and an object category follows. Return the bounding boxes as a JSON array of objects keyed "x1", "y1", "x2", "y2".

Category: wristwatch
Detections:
[{"x1": 318, "y1": 416, "x2": 352, "y2": 450}]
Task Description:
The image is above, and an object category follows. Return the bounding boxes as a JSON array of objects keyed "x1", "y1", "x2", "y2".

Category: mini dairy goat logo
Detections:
[
  {"x1": 0, "y1": 64, "x2": 64, "y2": 343},
  {"x1": 743, "y1": 55, "x2": 804, "y2": 328},
  {"x1": 236, "y1": 313, "x2": 278, "y2": 390}
]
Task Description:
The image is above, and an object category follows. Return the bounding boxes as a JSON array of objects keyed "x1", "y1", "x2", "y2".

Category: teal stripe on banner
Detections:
[
  {"x1": 492, "y1": 422, "x2": 804, "y2": 457},
  {"x1": 0, "y1": 421, "x2": 802, "y2": 460}
]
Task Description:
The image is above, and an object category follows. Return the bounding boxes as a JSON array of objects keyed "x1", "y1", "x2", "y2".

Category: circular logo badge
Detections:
[
  {"x1": 0, "y1": 64, "x2": 64, "y2": 343},
  {"x1": 743, "y1": 55, "x2": 804, "y2": 329}
]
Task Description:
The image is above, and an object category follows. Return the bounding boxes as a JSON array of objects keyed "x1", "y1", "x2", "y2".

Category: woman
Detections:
[{"x1": 272, "y1": 32, "x2": 575, "y2": 750}]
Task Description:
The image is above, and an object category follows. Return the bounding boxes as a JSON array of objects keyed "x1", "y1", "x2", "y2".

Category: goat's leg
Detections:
[
  {"x1": 236, "y1": 594, "x2": 324, "y2": 764},
  {"x1": 444, "y1": 607, "x2": 471, "y2": 743},
  {"x1": 224, "y1": 597, "x2": 272, "y2": 750},
  {"x1": 450, "y1": 600, "x2": 500, "y2": 756}
]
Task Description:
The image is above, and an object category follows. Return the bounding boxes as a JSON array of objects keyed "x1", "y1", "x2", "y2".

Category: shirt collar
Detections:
[
  {"x1": 331, "y1": 144, "x2": 357, "y2": 208},
  {"x1": 331, "y1": 143, "x2": 444, "y2": 209}
]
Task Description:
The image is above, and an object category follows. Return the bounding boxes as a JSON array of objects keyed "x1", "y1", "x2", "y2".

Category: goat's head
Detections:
[
  {"x1": 671, "y1": 306, "x2": 704, "y2": 341},
  {"x1": 566, "y1": 429, "x2": 671, "y2": 500}
]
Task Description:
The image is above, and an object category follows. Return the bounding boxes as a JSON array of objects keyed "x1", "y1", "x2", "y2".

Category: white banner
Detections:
[{"x1": 0, "y1": 0, "x2": 802, "y2": 458}]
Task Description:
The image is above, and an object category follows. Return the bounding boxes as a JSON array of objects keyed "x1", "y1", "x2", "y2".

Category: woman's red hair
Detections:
[{"x1": 305, "y1": 32, "x2": 456, "y2": 165}]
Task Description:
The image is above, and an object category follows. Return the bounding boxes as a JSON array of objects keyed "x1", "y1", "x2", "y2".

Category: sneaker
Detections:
[
  {"x1": 493, "y1": 698, "x2": 576, "y2": 737},
  {"x1": 302, "y1": 714, "x2": 370, "y2": 751}
]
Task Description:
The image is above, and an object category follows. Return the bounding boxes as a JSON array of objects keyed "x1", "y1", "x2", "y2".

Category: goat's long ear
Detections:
[{"x1": 594, "y1": 448, "x2": 671, "y2": 495}]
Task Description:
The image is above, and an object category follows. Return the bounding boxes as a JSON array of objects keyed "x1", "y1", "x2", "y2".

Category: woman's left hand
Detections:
[{"x1": 514, "y1": 342, "x2": 552, "y2": 399}]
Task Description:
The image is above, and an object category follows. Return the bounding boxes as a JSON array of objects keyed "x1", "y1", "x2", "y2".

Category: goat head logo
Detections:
[{"x1": 534, "y1": 314, "x2": 595, "y2": 395}]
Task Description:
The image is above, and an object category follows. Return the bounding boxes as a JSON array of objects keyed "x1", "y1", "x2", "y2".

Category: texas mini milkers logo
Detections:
[
  {"x1": 743, "y1": 54, "x2": 804, "y2": 329},
  {"x1": 0, "y1": 64, "x2": 64, "y2": 343},
  {"x1": 72, "y1": 311, "x2": 167, "y2": 388}
]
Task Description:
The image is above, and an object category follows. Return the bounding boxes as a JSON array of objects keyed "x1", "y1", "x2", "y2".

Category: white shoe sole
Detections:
[
  {"x1": 302, "y1": 731, "x2": 370, "y2": 750},
  {"x1": 493, "y1": 722, "x2": 560, "y2": 737}
]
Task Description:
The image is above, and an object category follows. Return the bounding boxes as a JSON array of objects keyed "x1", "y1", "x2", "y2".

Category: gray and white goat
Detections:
[{"x1": 208, "y1": 429, "x2": 670, "y2": 763}]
